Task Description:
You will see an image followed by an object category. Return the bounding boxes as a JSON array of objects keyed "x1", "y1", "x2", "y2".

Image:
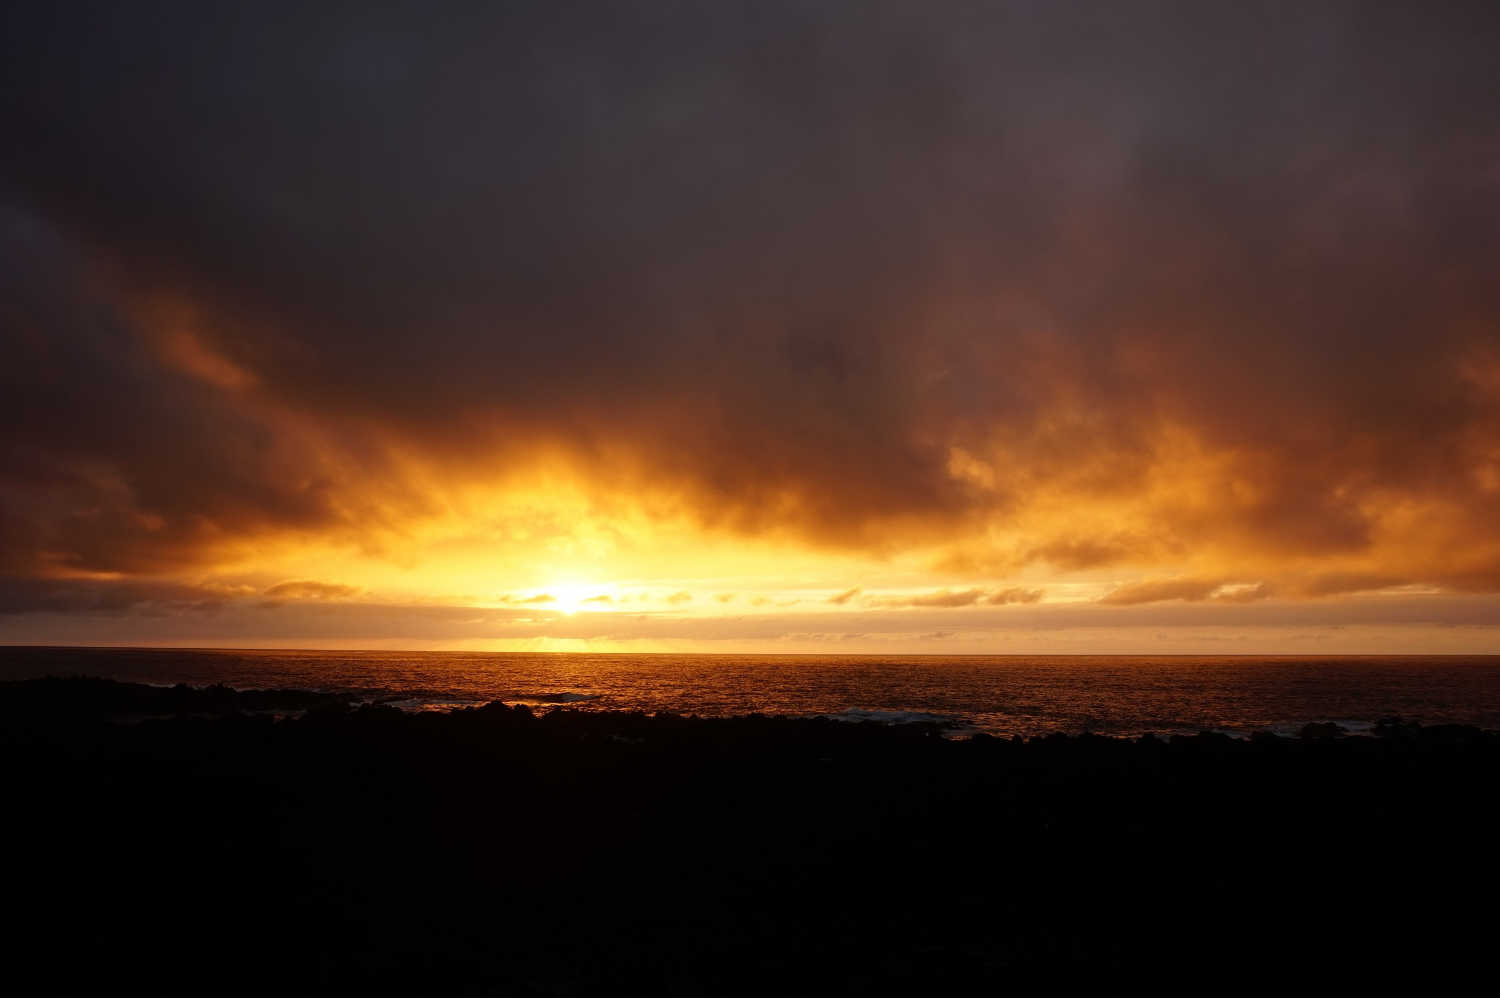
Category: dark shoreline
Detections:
[{"x1": 6, "y1": 676, "x2": 1497, "y2": 992}]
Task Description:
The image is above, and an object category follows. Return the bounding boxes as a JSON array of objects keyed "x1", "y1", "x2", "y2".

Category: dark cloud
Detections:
[
  {"x1": 864, "y1": 586, "x2": 1043, "y2": 608},
  {"x1": 827, "y1": 587, "x2": 862, "y2": 606},
  {"x1": 0, "y1": 575, "x2": 252, "y2": 616},
  {"x1": 1101, "y1": 578, "x2": 1227, "y2": 605},
  {"x1": 888, "y1": 588, "x2": 989, "y2": 608},
  {"x1": 986, "y1": 587, "x2": 1044, "y2": 606},
  {"x1": 262, "y1": 580, "x2": 362, "y2": 602},
  {"x1": 1, "y1": 1, "x2": 1499, "y2": 594},
  {"x1": 1022, "y1": 538, "x2": 1141, "y2": 572},
  {"x1": 864, "y1": 585, "x2": 1038, "y2": 606}
]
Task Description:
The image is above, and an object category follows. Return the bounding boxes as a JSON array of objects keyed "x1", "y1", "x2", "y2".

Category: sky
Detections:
[{"x1": 2, "y1": 1, "x2": 1500, "y2": 653}]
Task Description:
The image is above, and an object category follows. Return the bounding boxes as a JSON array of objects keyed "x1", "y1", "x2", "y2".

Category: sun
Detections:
[{"x1": 548, "y1": 582, "x2": 602, "y2": 615}]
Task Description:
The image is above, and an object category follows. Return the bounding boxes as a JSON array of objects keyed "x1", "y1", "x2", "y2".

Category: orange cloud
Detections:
[
  {"x1": 1101, "y1": 579, "x2": 1228, "y2": 606},
  {"x1": 262, "y1": 580, "x2": 362, "y2": 602},
  {"x1": 503, "y1": 594, "x2": 557, "y2": 605},
  {"x1": 866, "y1": 587, "x2": 1043, "y2": 608},
  {"x1": 986, "y1": 587, "x2": 1045, "y2": 606}
]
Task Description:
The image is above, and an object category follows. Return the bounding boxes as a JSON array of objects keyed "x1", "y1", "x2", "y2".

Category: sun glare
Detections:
[{"x1": 548, "y1": 582, "x2": 603, "y2": 615}]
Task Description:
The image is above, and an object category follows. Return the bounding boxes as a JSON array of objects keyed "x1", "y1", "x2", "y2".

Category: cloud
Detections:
[
  {"x1": 872, "y1": 588, "x2": 987, "y2": 608},
  {"x1": 910, "y1": 588, "x2": 988, "y2": 608},
  {"x1": 1101, "y1": 579, "x2": 1227, "y2": 606},
  {"x1": 1022, "y1": 537, "x2": 1138, "y2": 571},
  {"x1": 827, "y1": 587, "x2": 862, "y2": 606},
  {"x1": 1213, "y1": 582, "x2": 1274, "y2": 603},
  {"x1": 1, "y1": 0, "x2": 1499, "y2": 623},
  {"x1": 5, "y1": 585, "x2": 1499, "y2": 651},
  {"x1": 985, "y1": 587, "x2": 1044, "y2": 606},
  {"x1": 262, "y1": 580, "x2": 361, "y2": 602},
  {"x1": 868, "y1": 587, "x2": 1043, "y2": 608},
  {"x1": 1100, "y1": 579, "x2": 1275, "y2": 606},
  {"x1": 0, "y1": 576, "x2": 233, "y2": 616},
  {"x1": 1294, "y1": 573, "x2": 1407, "y2": 598}
]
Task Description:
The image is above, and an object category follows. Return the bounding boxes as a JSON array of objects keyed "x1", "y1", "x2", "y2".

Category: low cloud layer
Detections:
[
  {"x1": 262, "y1": 580, "x2": 362, "y2": 602},
  {"x1": 2, "y1": 582, "x2": 1498, "y2": 654},
  {"x1": 867, "y1": 587, "x2": 1044, "y2": 608},
  {"x1": 2, "y1": 2, "x2": 1500, "y2": 645}
]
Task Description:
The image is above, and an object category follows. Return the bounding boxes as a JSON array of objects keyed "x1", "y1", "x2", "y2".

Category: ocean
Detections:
[{"x1": 4, "y1": 645, "x2": 1498, "y2": 737}]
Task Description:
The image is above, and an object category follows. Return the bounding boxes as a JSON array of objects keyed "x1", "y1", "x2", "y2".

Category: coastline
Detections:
[{"x1": 5, "y1": 676, "x2": 1497, "y2": 991}]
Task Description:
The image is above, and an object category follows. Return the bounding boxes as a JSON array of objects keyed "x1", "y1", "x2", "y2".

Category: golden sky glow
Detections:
[{"x1": 2, "y1": 3, "x2": 1499, "y2": 651}]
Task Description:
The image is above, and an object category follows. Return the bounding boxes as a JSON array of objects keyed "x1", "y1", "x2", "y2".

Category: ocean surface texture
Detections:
[{"x1": 3, "y1": 647, "x2": 1497, "y2": 737}]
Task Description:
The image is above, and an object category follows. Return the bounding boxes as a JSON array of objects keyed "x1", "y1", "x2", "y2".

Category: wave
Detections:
[
  {"x1": 504, "y1": 692, "x2": 602, "y2": 705},
  {"x1": 374, "y1": 695, "x2": 489, "y2": 712},
  {"x1": 823, "y1": 707, "x2": 957, "y2": 727}
]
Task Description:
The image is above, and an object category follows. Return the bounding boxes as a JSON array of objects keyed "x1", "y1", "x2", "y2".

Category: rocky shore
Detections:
[{"x1": 4, "y1": 677, "x2": 1495, "y2": 992}]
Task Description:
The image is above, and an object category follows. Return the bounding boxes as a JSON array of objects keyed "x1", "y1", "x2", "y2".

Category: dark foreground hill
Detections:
[{"x1": 3, "y1": 677, "x2": 1495, "y2": 993}]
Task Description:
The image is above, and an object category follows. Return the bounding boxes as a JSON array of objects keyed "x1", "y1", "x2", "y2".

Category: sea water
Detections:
[{"x1": 4, "y1": 646, "x2": 1498, "y2": 737}]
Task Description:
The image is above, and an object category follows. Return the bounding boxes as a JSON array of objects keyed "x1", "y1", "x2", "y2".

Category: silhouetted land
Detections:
[{"x1": 4, "y1": 677, "x2": 1496, "y2": 992}]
